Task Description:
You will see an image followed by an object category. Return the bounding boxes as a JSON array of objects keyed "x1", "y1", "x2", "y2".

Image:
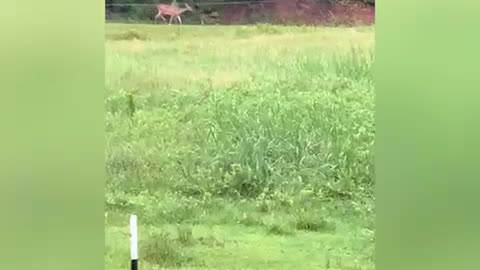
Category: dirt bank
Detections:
[{"x1": 222, "y1": 0, "x2": 374, "y2": 25}]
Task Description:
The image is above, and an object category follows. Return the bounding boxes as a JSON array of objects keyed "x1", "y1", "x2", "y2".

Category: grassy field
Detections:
[{"x1": 105, "y1": 23, "x2": 375, "y2": 270}]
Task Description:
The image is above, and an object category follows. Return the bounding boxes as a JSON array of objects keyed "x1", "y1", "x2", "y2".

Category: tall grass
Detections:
[{"x1": 106, "y1": 50, "x2": 374, "y2": 199}]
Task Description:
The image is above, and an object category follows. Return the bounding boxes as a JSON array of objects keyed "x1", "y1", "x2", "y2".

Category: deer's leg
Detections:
[
  {"x1": 177, "y1": 16, "x2": 182, "y2": 25},
  {"x1": 169, "y1": 15, "x2": 174, "y2": 25},
  {"x1": 155, "y1": 13, "x2": 167, "y2": 24}
]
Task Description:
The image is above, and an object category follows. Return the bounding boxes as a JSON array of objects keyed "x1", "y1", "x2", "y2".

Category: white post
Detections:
[{"x1": 130, "y1": 215, "x2": 138, "y2": 270}]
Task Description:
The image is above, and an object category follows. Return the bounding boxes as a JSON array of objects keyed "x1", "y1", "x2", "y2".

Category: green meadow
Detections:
[{"x1": 105, "y1": 23, "x2": 375, "y2": 270}]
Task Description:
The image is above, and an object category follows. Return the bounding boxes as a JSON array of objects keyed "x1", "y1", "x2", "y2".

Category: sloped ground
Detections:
[{"x1": 222, "y1": 0, "x2": 374, "y2": 25}]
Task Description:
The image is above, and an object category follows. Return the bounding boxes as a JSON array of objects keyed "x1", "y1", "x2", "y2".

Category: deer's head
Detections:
[{"x1": 184, "y1": 3, "x2": 193, "y2": 12}]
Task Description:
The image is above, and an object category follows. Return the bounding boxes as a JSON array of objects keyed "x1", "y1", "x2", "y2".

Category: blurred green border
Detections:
[
  {"x1": 0, "y1": 1, "x2": 105, "y2": 270},
  {"x1": 376, "y1": 1, "x2": 480, "y2": 270}
]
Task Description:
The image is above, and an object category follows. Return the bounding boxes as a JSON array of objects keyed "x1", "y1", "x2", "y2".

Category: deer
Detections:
[{"x1": 154, "y1": 3, "x2": 193, "y2": 25}]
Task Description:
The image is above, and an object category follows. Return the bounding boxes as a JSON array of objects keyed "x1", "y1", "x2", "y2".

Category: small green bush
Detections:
[
  {"x1": 109, "y1": 29, "x2": 150, "y2": 41},
  {"x1": 294, "y1": 211, "x2": 336, "y2": 232},
  {"x1": 263, "y1": 215, "x2": 296, "y2": 236},
  {"x1": 254, "y1": 23, "x2": 282, "y2": 34},
  {"x1": 176, "y1": 225, "x2": 195, "y2": 246},
  {"x1": 141, "y1": 232, "x2": 194, "y2": 268},
  {"x1": 266, "y1": 221, "x2": 296, "y2": 236}
]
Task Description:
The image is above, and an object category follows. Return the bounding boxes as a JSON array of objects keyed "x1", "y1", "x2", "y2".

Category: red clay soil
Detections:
[{"x1": 222, "y1": 0, "x2": 374, "y2": 26}]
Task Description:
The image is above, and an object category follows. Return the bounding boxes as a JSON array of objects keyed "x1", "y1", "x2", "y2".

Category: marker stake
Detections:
[{"x1": 130, "y1": 215, "x2": 138, "y2": 270}]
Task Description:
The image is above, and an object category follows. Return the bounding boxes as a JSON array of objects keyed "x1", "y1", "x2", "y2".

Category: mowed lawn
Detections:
[{"x1": 105, "y1": 23, "x2": 375, "y2": 270}]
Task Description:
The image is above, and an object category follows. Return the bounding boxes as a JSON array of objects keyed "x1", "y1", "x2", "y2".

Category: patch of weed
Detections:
[{"x1": 141, "y1": 231, "x2": 195, "y2": 268}]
